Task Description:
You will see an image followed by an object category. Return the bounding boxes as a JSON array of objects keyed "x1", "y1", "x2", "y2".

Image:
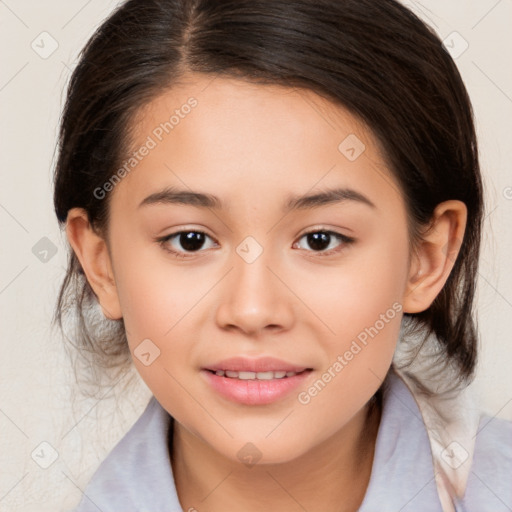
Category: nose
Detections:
[{"x1": 214, "y1": 245, "x2": 295, "y2": 336}]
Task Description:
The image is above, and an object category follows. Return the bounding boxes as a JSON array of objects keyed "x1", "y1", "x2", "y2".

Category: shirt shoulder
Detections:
[
  {"x1": 68, "y1": 396, "x2": 182, "y2": 512},
  {"x1": 358, "y1": 370, "x2": 445, "y2": 512},
  {"x1": 461, "y1": 413, "x2": 512, "y2": 511}
]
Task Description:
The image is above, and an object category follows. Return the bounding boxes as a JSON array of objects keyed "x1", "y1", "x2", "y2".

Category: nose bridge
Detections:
[{"x1": 215, "y1": 235, "x2": 294, "y2": 334}]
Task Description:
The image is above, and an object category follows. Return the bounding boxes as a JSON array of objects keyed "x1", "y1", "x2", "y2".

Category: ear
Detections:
[
  {"x1": 403, "y1": 200, "x2": 467, "y2": 314},
  {"x1": 65, "y1": 207, "x2": 122, "y2": 320}
]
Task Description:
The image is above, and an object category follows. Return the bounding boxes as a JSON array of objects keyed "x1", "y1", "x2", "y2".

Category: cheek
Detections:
[
  {"x1": 112, "y1": 257, "x2": 201, "y2": 418},
  {"x1": 293, "y1": 265, "x2": 404, "y2": 433},
  {"x1": 295, "y1": 238, "x2": 408, "y2": 343},
  {"x1": 289, "y1": 231, "x2": 408, "y2": 398},
  {"x1": 111, "y1": 233, "x2": 209, "y2": 339},
  {"x1": 110, "y1": 242, "x2": 216, "y2": 390}
]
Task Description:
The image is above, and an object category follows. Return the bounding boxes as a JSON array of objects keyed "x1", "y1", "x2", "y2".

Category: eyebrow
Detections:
[{"x1": 138, "y1": 186, "x2": 376, "y2": 211}]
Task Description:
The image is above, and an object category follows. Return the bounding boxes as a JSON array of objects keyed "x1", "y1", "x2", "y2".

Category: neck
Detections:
[{"x1": 170, "y1": 397, "x2": 382, "y2": 512}]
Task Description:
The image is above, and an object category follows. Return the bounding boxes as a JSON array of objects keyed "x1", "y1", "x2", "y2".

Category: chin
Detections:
[{"x1": 211, "y1": 434, "x2": 311, "y2": 467}]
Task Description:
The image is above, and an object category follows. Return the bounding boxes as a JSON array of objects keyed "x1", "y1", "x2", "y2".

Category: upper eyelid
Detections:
[
  {"x1": 162, "y1": 229, "x2": 216, "y2": 240},
  {"x1": 160, "y1": 230, "x2": 218, "y2": 246},
  {"x1": 293, "y1": 230, "x2": 353, "y2": 249},
  {"x1": 298, "y1": 227, "x2": 348, "y2": 237},
  {"x1": 161, "y1": 227, "x2": 348, "y2": 240}
]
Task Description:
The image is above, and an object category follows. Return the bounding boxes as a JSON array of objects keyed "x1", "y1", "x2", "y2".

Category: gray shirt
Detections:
[{"x1": 69, "y1": 370, "x2": 512, "y2": 511}]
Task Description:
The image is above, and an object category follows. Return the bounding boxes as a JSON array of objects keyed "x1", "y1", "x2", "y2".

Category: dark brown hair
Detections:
[{"x1": 52, "y1": 0, "x2": 484, "y2": 394}]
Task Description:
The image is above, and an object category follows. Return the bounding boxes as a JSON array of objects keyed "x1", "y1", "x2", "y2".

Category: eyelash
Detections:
[
  {"x1": 156, "y1": 229, "x2": 355, "y2": 259},
  {"x1": 156, "y1": 230, "x2": 217, "y2": 259}
]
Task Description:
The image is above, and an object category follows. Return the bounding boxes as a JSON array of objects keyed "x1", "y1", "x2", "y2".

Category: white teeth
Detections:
[
  {"x1": 238, "y1": 371, "x2": 256, "y2": 380},
  {"x1": 212, "y1": 370, "x2": 299, "y2": 380},
  {"x1": 256, "y1": 371, "x2": 274, "y2": 380}
]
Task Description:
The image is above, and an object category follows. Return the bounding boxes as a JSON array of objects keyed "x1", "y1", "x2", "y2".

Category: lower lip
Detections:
[{"x1": 201, "y1": 369, "x2": 313, "y2": 405}]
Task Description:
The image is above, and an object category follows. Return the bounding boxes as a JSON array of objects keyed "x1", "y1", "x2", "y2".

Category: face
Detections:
[{"x1": 103, "y1": 73, "x2": 412, "y2": 463}]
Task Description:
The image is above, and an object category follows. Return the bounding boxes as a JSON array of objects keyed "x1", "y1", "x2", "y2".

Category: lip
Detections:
[
  {"x1": 201, "y1": 369, "x2": 313, "y2": 405},
  {"x1": 201, "y1": 356, "x2": 314, "y2": 405},
  {"x1": 203, "y1": 356, "x2": 311, "y2": 373}
]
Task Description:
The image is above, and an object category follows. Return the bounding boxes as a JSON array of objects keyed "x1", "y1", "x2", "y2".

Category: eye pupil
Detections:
[
  {"x1": 180, "y1": 232, "x2": 205, "y2": 251},
  {"x1": 308, "y1": 232, "x2": 330, "y2": 251}
]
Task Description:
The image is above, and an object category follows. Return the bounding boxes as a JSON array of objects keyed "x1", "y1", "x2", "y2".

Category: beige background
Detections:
[{"x1": 1, "y1": 1, "x2": 511, "y2": 510}]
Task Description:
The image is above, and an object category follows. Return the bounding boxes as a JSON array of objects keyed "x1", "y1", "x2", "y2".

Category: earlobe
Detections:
[
  {"x1": 65, "y1": 208, "x2": 123, "y2": 320},
  {"x1": 402, "y1": 200, "x2": 467, "y2": 314}
]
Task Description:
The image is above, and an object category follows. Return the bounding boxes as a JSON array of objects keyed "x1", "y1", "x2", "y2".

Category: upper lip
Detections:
[{"x1": 203, "y1": 356, "x2": 312, "y2": 373}]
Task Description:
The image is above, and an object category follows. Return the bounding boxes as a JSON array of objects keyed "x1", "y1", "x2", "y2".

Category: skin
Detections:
[{"x1": 66, "y1": 73, "x2": 467, "y2": 512}]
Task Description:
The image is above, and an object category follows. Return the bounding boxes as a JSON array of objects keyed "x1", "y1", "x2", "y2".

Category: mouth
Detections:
[
  {"x1": 201, "y1": 356, "x2": 314, "y2": 405},
  {"x1": 201, "y1": 362, "x2": 314, "y2": 405},
  {"x1": 203, "y1": 355, "x2": 312, "y2": 374},
  {"x1": 204, "y1": 368, "x2": 312, "y2": 380}
]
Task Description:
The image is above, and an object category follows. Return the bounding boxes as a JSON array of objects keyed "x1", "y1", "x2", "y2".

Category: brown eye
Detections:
[
  {"x1": 294, "y1": 230, "x2": 354, "y2": 254},
  {"x1": 158, "y1": 230, "x2": 217, "y2": 256}
]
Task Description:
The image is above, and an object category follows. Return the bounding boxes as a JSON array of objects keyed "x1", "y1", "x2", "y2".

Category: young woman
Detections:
[{"x1": 53, "y1": 0, "x2": 512, "y2": 511}]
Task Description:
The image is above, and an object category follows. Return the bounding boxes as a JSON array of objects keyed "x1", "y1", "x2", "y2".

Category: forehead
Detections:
[{"x1": 111, "y1": 73, "x2": 403, "y2": 215}]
